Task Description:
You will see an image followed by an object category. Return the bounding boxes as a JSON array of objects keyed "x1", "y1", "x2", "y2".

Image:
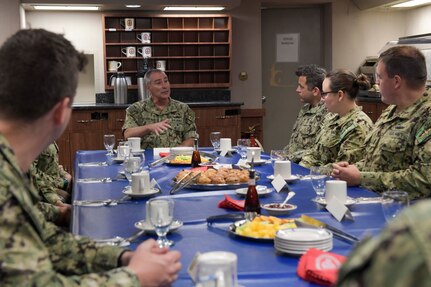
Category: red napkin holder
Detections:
[
  {"x1": 218, "y1": 195, "x2": 245, "y2": 211},
  {"x1": 297, "y1": 248, "x2": 346, "y2": 286}
]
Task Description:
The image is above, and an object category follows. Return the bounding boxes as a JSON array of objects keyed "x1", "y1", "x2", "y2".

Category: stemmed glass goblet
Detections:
[
  {"x1": 123, "y1": 156, "x2": 142, "y2": 183},
  {"x1": 210, "y1": 132, "x2": 221, "y2": 150},
  {"x1": 381, "y1": 190, "x2": 410, "y2": 222},
  {"x1": 147, "y1": 198, "x2": 175, "y2": 248},
  {"x1": 103, "y1": 134, "x2": 115, "y2": 155},
  {"x1": 236, "y1": 139, "x2": 250, "y2": 160},
  {"x1": 310, "y1": 166, "x2": 328, "y2": 200}
]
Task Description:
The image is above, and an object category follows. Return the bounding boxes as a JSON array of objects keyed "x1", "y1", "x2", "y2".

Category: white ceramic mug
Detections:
[
  {"x1": 128, "y1": 137, "x2": 141, "y2": 152},
  {"x1": 220, "y1": 138, "x2": 232, "y2": 151},
  {"x1": 156, "y1": 60, "x2": 166, "y2": 71},
  {"x1": 108, "y1": 60, "x2": 122, "y2": 72},
  {"x1": 137, "y1": 32, "x2": 151, "y2": 43},
  {"x1": 195, "y1": 251, "x2": 238, "y2": 287},
  {"x1": 274, "y1": 160, "x2": 291, "y2": 179},
  {"x1": 246, "y1": 147, "x2": 261, "y2": 162},
  {"x1": 137, "y1": 46, "x2": 152, "y2": 58},
  {"x1": 121, "y1": 18, "x2": 135, "y2": 30},
  {"x1": 122, "y1": 46, "x2": 136, "y2": 57},
  {"x1": 132, "y1": 171, "x2": 151, "y2": 194},
  {"x1": 325, "y1": 180, "x2": 347, "y2": 203}
]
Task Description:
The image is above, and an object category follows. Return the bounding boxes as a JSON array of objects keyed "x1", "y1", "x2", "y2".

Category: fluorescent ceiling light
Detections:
[
  {"x1": 164, "y1": 6, "x2": 225, "y2": 11},
  {"x1": 391, "y1": 0, "x2": 431, "y2": 7},
  {"x1": 33, "y1": 5, "x2": 99, "y2": 11},
  {"x1": 126, "y1": 5, "x2": 141, "y2": 8}
]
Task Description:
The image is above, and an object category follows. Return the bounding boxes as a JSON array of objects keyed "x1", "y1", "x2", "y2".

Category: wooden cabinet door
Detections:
[
  {"x1": 107, "y1": 109, "x2": 127, "y2": 144},
  {"x1": 357, "y1": 101, "x2": 378, "y2": 122}
]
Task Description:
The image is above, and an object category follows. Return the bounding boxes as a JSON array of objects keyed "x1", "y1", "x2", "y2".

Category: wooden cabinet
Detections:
[
  {"x1": 357, "y1": 100, "x2": 388, "y2": 122},
  {"x1": 103, "y1": 14, "x2": 231, "y2": 90},
  {"x1": 192, "y1": 106, "x2": 241, "y2": 147}
]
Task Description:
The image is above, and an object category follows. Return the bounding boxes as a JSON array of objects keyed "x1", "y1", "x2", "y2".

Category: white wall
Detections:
[
  {"x1": 332, "y1": 0, "x2": 406, "y2": 72},
  {"x1": 25, "y1": 11, "x2": 103, "y2": 102},
  {"x1": 405, "y1": 5, "x2": 431, "y2": 36}
]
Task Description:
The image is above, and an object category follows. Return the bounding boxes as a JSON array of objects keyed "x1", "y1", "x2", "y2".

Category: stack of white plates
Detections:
[{"x1": 274, "y1": 228, "x2": 333, "y2": 255}]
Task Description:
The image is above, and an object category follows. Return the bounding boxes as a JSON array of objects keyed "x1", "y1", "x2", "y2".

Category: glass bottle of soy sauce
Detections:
[
  {"x1": 244, "y1": 169, "x2": 260, "y2": 220},
  {"x1": 191, "y1": 137, "x2": 201, "y2": 168}
]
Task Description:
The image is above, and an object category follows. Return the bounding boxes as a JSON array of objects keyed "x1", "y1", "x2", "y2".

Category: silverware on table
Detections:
[
  {"x1": 148, "y1": 154, "x2": 174, "y2": 168},
  {"x1": 94, "y1": 229, "x2": 146, "y2": 246},
  {"x1": 78, "y1": 162, "x2": 108, "y2": 167},
  {"x1": 73, "y1": 195, "x2": 131, "y2": 207},
  {"x1": 77, "y1": 177, "x2": 124, "y2": 183},
  {"x1": 170, "y1": 171, "x2": 202, "y2": 194},
  {"x1": 354, "y1": 197, "x2": 383, "y2": 204}
]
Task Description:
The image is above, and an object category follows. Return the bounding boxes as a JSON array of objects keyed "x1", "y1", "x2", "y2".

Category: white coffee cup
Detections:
[
  {"x1": 220, "y1": 138, "x2": 232, "y2": 151},
  {"x1": 325, "y1": 180, "x2": 347, "y2": 203},
  {"x1": 195, "y1": 251, "x2": 238, "y2": 287},
  {"x1": 132, "y1": 171, "x2": 151, "y2": 194},
  {"x1": 246, "y1": 147, "x2": 261, "y2": 162},
  {"x1": 274, "y1": 160, "x2": 291, "y2": 179},
  {"x1": 156, "y1": 60, "x2": 166, "y2": 71},
  {"x1": 128, "y1": 137, "x2": 141, "y2": 152},
  {"x1": 122, "y1": 46, "x2": 136, "y2": 57},
  {"x1": 108, "y1": 60, "x2": 122, "y2": 72},
  {"x1": 137, "y1": 32, "x2": 151, "y2": 43},
  {"x1": 137, "y1": 46, "x2": 152, "y2": 58},
  {"x1": 121, "y1": 18, "x2": 135, "y2": 30}
]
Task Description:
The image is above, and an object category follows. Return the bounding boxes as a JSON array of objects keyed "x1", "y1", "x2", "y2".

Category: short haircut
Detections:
[
  {"x1": 295, "y1": 64, "x2": 327, "y2": 91},
  {"x1": 379, "y1": 45, "x2": 426, "y2": 90},
  {"x1": 326, "y1": 69, "x2": 370, "y2": 100},
  {"x1": 144, "y1": 68, "x2": 166, "y2": 87},
  {"x1": 0, "y1": 29, "x2": 87, "y2": 122}
]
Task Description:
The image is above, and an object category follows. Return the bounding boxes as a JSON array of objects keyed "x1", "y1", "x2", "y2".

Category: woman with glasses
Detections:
[{"x1": 299, "y1": 69, "x2": 373, "y2": 173}]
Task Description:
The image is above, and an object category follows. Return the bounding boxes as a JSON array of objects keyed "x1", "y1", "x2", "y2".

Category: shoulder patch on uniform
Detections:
[
  {"x1": 340, "y1": 123, "x2": 357, "y2": 140},
  {"x1": 416, "y1": 124, "x2": 431, "y2": 144}
]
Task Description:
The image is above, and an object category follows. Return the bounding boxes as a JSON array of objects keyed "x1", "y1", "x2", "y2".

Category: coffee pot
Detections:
[
  {"x1": 137, "y1": 58, "x2": 150, "y2": 101},
  {"x1": 110, "y1": 72, "x2": 128, "y2": 104}
]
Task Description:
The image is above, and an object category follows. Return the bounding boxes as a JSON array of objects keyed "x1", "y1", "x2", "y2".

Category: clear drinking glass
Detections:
[
  {"x1": 381, "y1": 190, "x2": 410, "y2": 222},
  {"x1": 195, "y1": 252, "x2": 238, "y2": 287},
  {"x1": 310, "y1": 166, "x2": 328, "y2": 199},
  {"x1": 210, "y1": 132, "x2": 221, "y2": 150},
  {"x1": 270, "y1": 150, "x2": 288, "y2": 168},
  {"x1": 118, "y1": 143, "x2": 131, "y2": 159},
  {"x1": 236, "y1": 139, "x2": 250, "y2": 160},
  {"x1": 123, "y1": 156, "x2": 142, "y2": 182},
  {"x1": 103, "y1": 134, "x2": 116, "y2": 155},
  {"x1": 148, "y1": 198, "x2": 175, "y2": 248}
]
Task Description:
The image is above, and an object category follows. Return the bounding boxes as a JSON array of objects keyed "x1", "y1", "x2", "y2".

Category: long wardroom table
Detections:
[{"x1": 72, "y1": 149, "x2": 386, "y2": 287}]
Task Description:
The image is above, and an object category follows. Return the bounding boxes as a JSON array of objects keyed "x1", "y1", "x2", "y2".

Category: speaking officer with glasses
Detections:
[
  {"x1": 332, "y1": 46, "x2": 431, "y2": 199},
  {"x1": 299, "y1": 69, "x2": 373, "y2": 173}
]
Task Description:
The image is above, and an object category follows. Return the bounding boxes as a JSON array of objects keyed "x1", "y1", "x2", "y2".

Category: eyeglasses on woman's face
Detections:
[{"x1": 321, "y1": 91, "x2": 337, "y2": 98}]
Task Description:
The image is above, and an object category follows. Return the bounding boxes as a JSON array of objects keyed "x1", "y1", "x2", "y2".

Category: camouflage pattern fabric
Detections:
[
  {"x1": 33, "y1": 142, "x2": 67, "y2": 190},
  {"x1": 123, "y1": 98, "x2": 196, "y2": 149},
  {"x1": 356, "y1": 93, "x2": 431, "y2": 199},
  {"x1": 284, "y1": 102, "x2": 327, "y2": 163},
  {"x1": 299, "y1": 106, "x2": 373, "y2": 172},
  {"x1": 37, "y1": 201, "x2": 60, "y2": 223},
  {"x1": 29, "y1": 164, "x2": 66, "y2": 204},
  {"x1": 336, "y1": 199, "x2": 431, "y2": 287},
  {"x1": 0, "y1": 134, "x2": 140, "y2": 286}
]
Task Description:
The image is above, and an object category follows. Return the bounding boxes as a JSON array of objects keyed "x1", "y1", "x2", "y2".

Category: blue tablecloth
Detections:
[{"x1": 72, "y1": 149, "x2": 386, "y2": 287}]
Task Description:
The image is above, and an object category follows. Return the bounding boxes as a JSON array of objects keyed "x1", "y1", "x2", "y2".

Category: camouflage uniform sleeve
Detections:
[
  {"x1": 37, "y1": 201, "x2": 60, "y2": 223},
  {"x1": 360, "y1": 125, "x2": 431, "y2": 199},
  {"x1": 182, "y1": 105, "x2": 197, "y2": 140},
  {"x1": 122, "y1": 104, "x2": 141, "y2": 131},
  {"x1": 336, "y1": 200, "x2": 431, "y2": 287},
  {"x1": 334, "y1": 120, "x2": 372, "y2": 164},
  {"x1": 0, "y1": 194, "x2": 140, "y2": 287}
]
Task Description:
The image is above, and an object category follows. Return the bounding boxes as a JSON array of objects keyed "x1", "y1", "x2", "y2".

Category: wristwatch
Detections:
[{"x1": 63, "y1": 178, "x2": 69, "y2": 190}]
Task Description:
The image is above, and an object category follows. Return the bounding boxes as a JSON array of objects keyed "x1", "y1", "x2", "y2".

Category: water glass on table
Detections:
[
  {"x1": 195, "y1": 251, "x2": 238, "y2": 287},
  {"x1": 236, "y1": 138, "x2": 250, "y2": 160},
  {"x1": 123, "y1": 156, "x2": 142, "y2": 182},
  {"x1": 210, "y1": 132, "x2": 221, "y2": 150},
  {"x1": 103, "y1": 134, "x2": 115, "y2": 155},
  {"x1": 381, "y1": 190, "x2": 410, "y2": 222},
  {"x1": 310, "y1": 166, "x2": 328, "y2": 200},
  {"x1": 147, "y1": 198, "x2": 175, "y2": 248}
]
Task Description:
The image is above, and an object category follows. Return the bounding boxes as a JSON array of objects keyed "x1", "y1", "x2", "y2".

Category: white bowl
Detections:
[
  {"x1": 170, "y1": 147, "x2": 193, "y2": 156},
  {"x1": 261, "y1": 203, "x2": 297, "y2": 216}
]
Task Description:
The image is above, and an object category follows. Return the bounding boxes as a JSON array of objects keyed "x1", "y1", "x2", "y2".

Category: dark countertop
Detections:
[
  {"x1": 357, "y1": 96, "x2": 383, "y2": 103},
  {"x1": 72, "y1": 101, "x2": 243, "y2": 110}
]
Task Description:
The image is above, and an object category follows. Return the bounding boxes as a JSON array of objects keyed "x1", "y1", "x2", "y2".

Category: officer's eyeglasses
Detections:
[{"x1": 321, "y1": 91, "x2": 337, "y2": 98}]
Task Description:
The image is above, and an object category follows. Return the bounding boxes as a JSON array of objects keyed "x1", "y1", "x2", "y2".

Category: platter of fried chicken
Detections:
[{"x1": 173, "y1": 167, "x2": 253, "y2": 190}]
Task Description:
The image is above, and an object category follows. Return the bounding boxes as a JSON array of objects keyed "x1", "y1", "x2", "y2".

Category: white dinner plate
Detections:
[
  {"x1": 122, "y1": 186, "x2": 160, "y2": 198},
  {"x1": 134, "y1": 219, "x2": 183, "y2": 233},
  {"x1": 215, "y1": 148, "x2": 237, "y2": 153},
  {"x1": 276, "y1": 228, "x2": 333, "y2": 242},
  {"x1": 111, "y1": 157, "x2": 125, "y2": 163},
  {"x1": 312, "y1": 197, "x2": 357, "y2": 206},
  {"x1": 266, "y1": 175, "x2": 300, "y2": 183},
  {"x1": 131, "y1": 149, "x2": 145, "y2": 154},
  {"x1": 235, "y1": 185, "x2": 272, "y2": 196}
]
